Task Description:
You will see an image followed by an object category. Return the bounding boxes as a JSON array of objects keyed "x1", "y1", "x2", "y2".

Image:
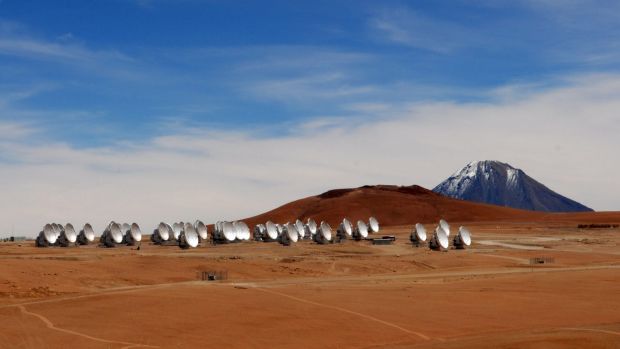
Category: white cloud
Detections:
[
  {"x1": 1, "y1": 73, "x2": 619, "y2": 237},
  {"x1": 369, "y1": 7, "x2": 480, "y2": 53}
]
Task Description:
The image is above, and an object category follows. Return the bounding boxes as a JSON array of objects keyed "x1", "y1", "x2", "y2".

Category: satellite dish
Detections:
[
  {"x1": 195, "y1": 220, "x2": 208, "y2": 240},
  {"x1": 237, "y1": 221, "x2": 250, "y2": 241},
  {"x1": 102, "y1": 222, "x2": 123, "y2": 247},
  {"x1": 222, "y1": 221, "x2": 237, "y2": 242},
  {"x1": 368, "y1": 217, "x2": 379, "y2": 234},
  {"x1": 179, "y1": 222, "x2": 199, "y2": 248},
  {"x1": 156, "y1": 222, "x2": 171, "y2": 242},
  {"x1": 353, "y1": 220, "x2": 368, "y2": 240},
  {"x1": 338, "y1": 218, "x2": 353, "y2": 240},
  {"x1": 454, "y1": 226, "x2": 472, "y2": 249},
  {"x1": 314, "y1": 221, "x2": 332, "y2": 244},
  {"x1": 410, "y1": 223, "x2": 427, "y2": 246},
  {"x1": 172, "y1": 222, "x2": 184, "y2": 240},
  {"x1": 110, "y1": 223, "x2": 123, "y2": 244},
  {"x1": 295, "y1": 219, "x2": 305, "y2": 239},
  {"x1": 280, "y1": 223, "x2": 299, "y2": 245},
  {"x1": 43, "y1": 224, "x2": 58, "y2": 244},
  {"x1": 125, "y1": 223, "x2": 142, "y2": 245},
  {"x1": 77, "y1": 223, "x2": 96, "y2": 245},
  {"x1": 264, "y1": 221, "x2": 279, "y2": 241},
  {"x1": 439, "y1": 219, "x2": 451, "y2": 237},
  {"x1": 61, "y1": 223, "x2": 78, "y2": 245},
  {"x1": 276, "y1": 224, "x2": 284, "y2": 236},
  {"x1": 429, "y1": 225, "x2": 449, "y2": 251},
  {"x1": 305, "y1": 219, "x2": 318, "y2": 236},
  {"x1": 232, "y1": 221, "x2": 243, "y2": 241},
  {"x1": 52, "y1": 223, "x2": 63, "y2": 239}
]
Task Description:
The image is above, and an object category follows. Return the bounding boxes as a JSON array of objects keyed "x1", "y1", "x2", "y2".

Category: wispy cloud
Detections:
[
  {"x1": 1, "y1": 73, "x2": 619, "y2": 236},
  {"x1": 369, "y1": 7, "x2": 479, "y2": 53}
]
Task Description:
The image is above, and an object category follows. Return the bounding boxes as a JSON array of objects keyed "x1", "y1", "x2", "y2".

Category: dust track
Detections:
[{"x1": 17, "y1": 305, "x2": 158, "y2": 348}]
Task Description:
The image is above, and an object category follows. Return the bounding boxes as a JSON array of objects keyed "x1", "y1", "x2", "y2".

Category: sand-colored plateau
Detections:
[{"x1": 1, "y1": 217, "x2": 619, "y2": 348}]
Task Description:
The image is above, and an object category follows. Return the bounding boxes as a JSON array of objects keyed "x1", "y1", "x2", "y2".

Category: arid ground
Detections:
[{"x1": 1, "y1": 220, "x2": 619, "y2": 348}]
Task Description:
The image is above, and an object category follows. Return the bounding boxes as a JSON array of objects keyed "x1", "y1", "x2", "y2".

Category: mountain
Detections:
[{"x1": 432, "y1": 161, "x2": 593, "y2": 213}]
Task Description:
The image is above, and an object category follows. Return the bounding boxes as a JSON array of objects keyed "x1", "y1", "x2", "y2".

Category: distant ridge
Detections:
[
  {"x1": 237, "y1": 184, "x2": 617, "y2": 228},
  {"x1": 433, "y1": 160, "x2": 593, "y2": 213}
]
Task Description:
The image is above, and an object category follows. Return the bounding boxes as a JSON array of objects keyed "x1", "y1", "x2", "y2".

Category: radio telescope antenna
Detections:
[
  {"x1": 368, "y1": 217, "x2": 379, "y2": 234},
  {"x1": 337, "y1": 218, "x2": 353, "y2": 241},
  {"x1": 439, "y1": 219, "x2": 451, "y2": 237},
  {"x1": 429, "y1": 225, "x2": 449, "y2": 251},
  {"x1": 353, "y1": 220, "x2": 369, "y2": 240},
  {"x1": 179, "y1": 222, "x2": 199, "y2": 249},
  {"x1": 453, "y1": 226, "x2": 472, "y2": 249},
  {"x1": 409, "y1": 223, "x2": 427, "y2": 247}
]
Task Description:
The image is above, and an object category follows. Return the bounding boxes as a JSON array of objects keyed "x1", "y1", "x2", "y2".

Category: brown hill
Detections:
[{"x1": 242, "y1": 185, "x2": 620, "y2": 228}]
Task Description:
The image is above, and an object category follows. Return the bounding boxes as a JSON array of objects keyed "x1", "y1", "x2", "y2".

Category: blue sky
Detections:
[{"x1": 1, "y1": 0, "x2": 620, "y2": 235}]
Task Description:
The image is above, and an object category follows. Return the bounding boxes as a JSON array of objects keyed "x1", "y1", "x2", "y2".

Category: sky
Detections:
[{"x1": 1, "y1": 0, "x2": 620, "y2": 236}]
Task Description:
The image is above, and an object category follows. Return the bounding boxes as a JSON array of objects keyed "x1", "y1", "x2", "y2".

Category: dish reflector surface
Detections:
[
  {"x1": 368, "y1": 217, "x2": 379, "y2": 233},
  {"x1": 195, "y1": 220, "x2": 208, "y2": 240},
  {"x1": 436, "y1": 226, "x2": 449, "y2": 249},
  {"x1": 64, "y1": 223, "x2": 77, "y2": 243},
  {"x1": 439, "y1": 219, "x2": 450, "y2": 237},
  {"x1": 83, "y1": 223, "x2": 95, "y2": 241},
  {"x1": 415, "y1": 223, "x2": 427, "y2": 241},
  {"x1": 222, "y1": 222, "x2": 236, "y2": 242},
  {"x1": 320, "y1": 221, "x2": 332, "y2": 241},
  {"x1": 458, "y1": 226, "x2": 472, "y2": 246},
  {"x1": 109, "y1": 223, "x2": 123, "y2": 244},
  {"x1": 285, "y1": 223, "x2": 299, "y2": 243},
  {"x1": 265, "y1": 221, "x2": 279, "y2": 240},
  {"x1": 44, "y1": 224, "x2": 57, "y2": 244},
  {"x1": 342, "y1": 218, "x2": 353, "y2": 236},
  {"x1": 157, "y1": 222, "x2": 171, "y2": 241},
  {"x1": 356, "y1": 220, "x2": 369, "y2": 238},
  {"x1": 306, "y1": 219, "x2": 317, "y2": 235},
  {"x1": 295, "y1": 219, "x2": 305, "y2": 237},
  {"x1": 172, "y1": 222, "x2": 183, "y2": 240},
  {"x1": 184, "y1": 223, "x2": 200, "y2": 248},
  {"x1": 130, "y1": 223, "x2": 142, "y2": 242}
]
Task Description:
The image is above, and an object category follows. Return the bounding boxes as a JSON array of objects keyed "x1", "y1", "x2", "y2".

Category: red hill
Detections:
[{"x1": 242, "y1": 185, "x2": 620, "y2": 228}]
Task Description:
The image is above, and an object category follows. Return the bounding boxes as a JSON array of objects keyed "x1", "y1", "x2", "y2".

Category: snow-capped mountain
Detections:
[{"x1": 433, "y1": 161, "x2": 593, "y2": 212}]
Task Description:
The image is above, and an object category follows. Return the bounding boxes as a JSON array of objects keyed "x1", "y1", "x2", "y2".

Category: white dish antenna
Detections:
[
  {"x1": 439, "y1": 219, "x2": 451, "y2": 237},
  {"x1": 172, "y1": 222, "x2": 184, "y2": 240},
  {"x1": 63, "y1": 223, "x2": 78, "y2": 243},
  {"x1": 157, "y1": 222, "x2": 171, "y2": 241},
  {"x1": 265, "y1": 221, "x2": 279, "y2": 241},
  {"x1": 410, "y1": 223, "x2": 427, "y2": 246},
  {"x1": 222, "y1": 221, "x2": 237, "y2": 242},
  {"x1": 454, "y1": 226, "x2": 472, "y2": 249},
  {"x1": 109, "y1": 223, "x2": 124, "y2": 244},
  {"x1": 430, "y1": 225, "x2": 449, "y2": 250},
  {"x1": 276, "y1": 224, "x2": 283, "y2": 236},
  {"x1": 305, "y1": 219, "x2": 318, "y2": 236},
  {"x1": 337, "y1": 218, "x2": 353, "y2": 239},
  {"x1": 354, "y1": 220, "x2": 369, "y2": 240},
  {"x1": 83, "y1": 223, "x2": 95, "y2": 242},
  {"x1": 295, "y1": 219, "x2": 305, "y2": 239},
  {"x1": 238, "y1": 221, "x2": 251, "y2": 240},
  {"x1": 368, "y1": 217, "x2": 379, "y2": 234},
  {"x1": 43, "y1": 224, "x2": 58, "y2": 244},
  {"x1": 179, "y1": 222, "x2": 199, "y2": 248},
  {"x1": 52, "y1": 223, "x2": 63, "y2": 239},
  {"x1": 314, "y1": 221, "x2": 332, "y2": 244},
  {"x1": 280, "y1": 223, "x2": 299, "y2": 245},
  {"x1": 130, "y1": 223, "x2": 142, "y2": 242},
  {"x1": 195, "y1": 220, "x2": 208, "y2": 240}
]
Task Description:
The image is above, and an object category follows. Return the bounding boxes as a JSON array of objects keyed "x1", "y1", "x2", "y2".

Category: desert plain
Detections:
[{"x1": 1, "y1": 219, "x2": 619, "y2": 349}]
